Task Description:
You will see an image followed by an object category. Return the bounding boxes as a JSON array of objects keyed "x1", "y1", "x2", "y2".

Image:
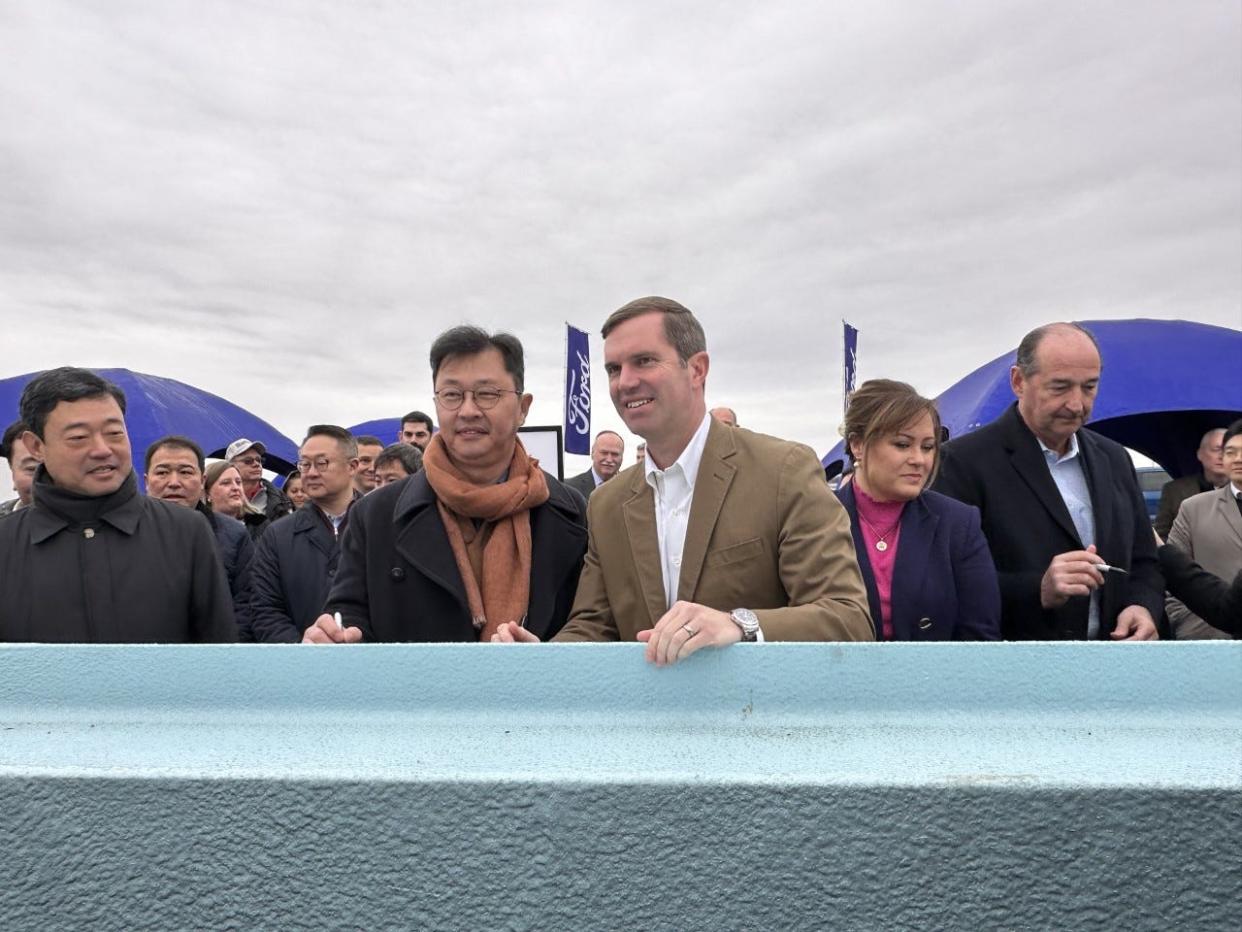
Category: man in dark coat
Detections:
[
  {"x1": 564, "y1": 430, "x2": 625, "y2": 502},
  {"x1": 250, "y1": 425, "x2": 361, "y2": 642},
  {"x1": 145, "y1": 435, "x2": 256, "y2": 641},
  {"x1": 0, "y1": 368, "x2": 235, "y2": 643},
  {"x1": 934, "y1": 323, "x2": 1163, "y2": 641},
  {"x1": 304, "y1": 327, "x2": 586, "y2": 644},
  {"x1": 1, "y1": 420, "x2": 38, "y2": 517}
]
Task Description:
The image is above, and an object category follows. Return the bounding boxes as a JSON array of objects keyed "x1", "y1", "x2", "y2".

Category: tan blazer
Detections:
[
  {"x1": 1167, "y1": 484, "x2": 1242, "y2": 639},
  {"x1": 555, "y1": 420, "x2": 874, "y2": 642}
]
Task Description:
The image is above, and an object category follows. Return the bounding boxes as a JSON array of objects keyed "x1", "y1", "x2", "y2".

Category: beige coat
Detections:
[
  {"x1": 555, "y1": 419, "x2": 874, "y2": 642},
  {"x1": 1167, "y1": 484, "x2": 1242, "y2": 639}
]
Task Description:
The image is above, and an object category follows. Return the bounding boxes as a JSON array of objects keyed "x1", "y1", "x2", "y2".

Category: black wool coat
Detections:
[
  {"x1": 326, "y1": 470, "x2": 587, "y2": 642},
  {"x1": 933, "y1": 403, "x2": 1164, "y2": 640},
  {"x1": 0, "y1": 475, "x2": 236, "y2": 643}
]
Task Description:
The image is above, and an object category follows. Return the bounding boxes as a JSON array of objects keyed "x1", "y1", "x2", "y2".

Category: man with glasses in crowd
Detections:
[
  {"x1": 303, "y1": 326, "x2": 586, "y2": 644},
  {"x1": 250, "y1": 426, "x2": 360, "y2": 642},
  {"x1": 226, "y1": 438, "x2": 294, "y2": 522}
]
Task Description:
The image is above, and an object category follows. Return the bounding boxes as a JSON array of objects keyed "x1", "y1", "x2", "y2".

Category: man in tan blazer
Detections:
[
  {"x1": 496, "y1": 296, "x2": 873, "y2": 662},
  {"x1": 1166, "y1": 421, "x2": 1242, "y2": 640}
]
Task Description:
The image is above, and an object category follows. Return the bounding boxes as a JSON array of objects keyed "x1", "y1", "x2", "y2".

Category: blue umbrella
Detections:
[
  {"x1": 823, "y1": 319, "x2": 1242, "y2": 478},
  {"x1": 346, "y1": 418, "x2": 402, "y2": 443},
  {"x1": 1, "y1": 368, "x2": 299, "y2": 490}
]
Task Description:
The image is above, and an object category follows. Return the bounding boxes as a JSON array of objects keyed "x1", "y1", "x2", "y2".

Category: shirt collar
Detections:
[
  {"x1": 590, "y1": 468, "x2": 605, "y2": 487},
  {"x1": 644, "y1": 412, "x2": 713, "y2": 490},
  {"x1": 1037, "y1": 432, "x2": 1080, "y2": 465},
  {"x1": 1231, "y1": 482, "x2": 1242, "y2": 498}
]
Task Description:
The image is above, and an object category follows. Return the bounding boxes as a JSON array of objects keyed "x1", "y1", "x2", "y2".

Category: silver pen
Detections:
[{"x1": 1094, "y1": 564, "x2": 1128, "y2": 575}]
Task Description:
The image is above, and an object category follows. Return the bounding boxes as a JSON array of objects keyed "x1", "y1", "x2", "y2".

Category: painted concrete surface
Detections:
[{"x1": 1, "y1": 642, "x2": 1239, "y2": 929}]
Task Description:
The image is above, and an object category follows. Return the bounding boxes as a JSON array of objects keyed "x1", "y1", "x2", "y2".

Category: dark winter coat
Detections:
[
  {"x1": 934, "y1": 404, "x2": 1164, "y2": 640},
  {"x1": 200, "y1": 504, "x2": 256, "y2": 642},
  {"x1": 325, "y1": 469, "x2": 587, "y2": 642},
  {"x1": 249, "y1": 500, "x2": 351, "y2": 642},
  {"x1": 0, "y1": 469, "x2": 236, "y2": 643}
]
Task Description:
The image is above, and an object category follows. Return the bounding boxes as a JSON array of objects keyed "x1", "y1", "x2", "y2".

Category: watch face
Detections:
[{"x1": 732, "y1": 609, "x2": 759, "y2": 637}]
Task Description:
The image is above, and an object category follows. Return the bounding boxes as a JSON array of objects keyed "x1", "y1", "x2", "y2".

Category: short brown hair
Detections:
[
  {"x1": 601, "y1": 296, "x2": 706, "y2": 364},
  {"x1": 843, "y1": 379, "x2": 943, "y2": 483}
]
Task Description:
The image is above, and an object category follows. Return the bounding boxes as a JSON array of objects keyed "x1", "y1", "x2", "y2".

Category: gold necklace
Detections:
[{"x1": 857, "y1": 512, "x2": 901, "y2": 552}]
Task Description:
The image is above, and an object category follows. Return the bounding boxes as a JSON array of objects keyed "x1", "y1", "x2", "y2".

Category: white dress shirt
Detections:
[{"x1": 644, "y1": 412, "x2": 713, "y2": 611}]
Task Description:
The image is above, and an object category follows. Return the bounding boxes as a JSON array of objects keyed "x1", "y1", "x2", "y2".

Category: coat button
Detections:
[
  {"x1": 390, "y1": 567, "x2": 406, "y2": 581},
  {"x1": 327, "y1": 569, "x2": 335, "y2": 577},
  {"x1": 918, "y1": 617, "x2": 933, "y2": 630}
]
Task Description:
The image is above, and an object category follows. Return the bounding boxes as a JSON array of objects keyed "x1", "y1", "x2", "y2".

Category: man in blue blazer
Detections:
[
  {"x1": 934, "y1": 323, "x2": 1163, "y2": 641},
  {"x1": 837, "y1": 483, "x2": 1000, "y2": 640}
]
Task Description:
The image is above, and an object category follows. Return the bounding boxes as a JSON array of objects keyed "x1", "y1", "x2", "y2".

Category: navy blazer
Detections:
[{"x1": 836, "y1": 485, "x2": 1001, "y2": 641}]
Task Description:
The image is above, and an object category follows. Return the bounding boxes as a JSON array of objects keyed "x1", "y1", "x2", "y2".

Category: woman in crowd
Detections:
[
  {"x1": 282, "y1": 469, "x2": 308, "y2": 509},
  {"x1": 204, "y1": 461, "x2": 270, "y2": 542},
  {"x1": 837, "y1": 379, "x2": 1000, "y2": 640}
]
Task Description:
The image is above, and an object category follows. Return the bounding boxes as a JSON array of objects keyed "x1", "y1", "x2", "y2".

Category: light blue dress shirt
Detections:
[{"x1": 1038, "y1": 434, "x2": 1100, "y2": 638}]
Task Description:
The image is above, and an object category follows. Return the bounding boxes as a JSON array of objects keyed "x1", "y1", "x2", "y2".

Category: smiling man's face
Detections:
[
  {"x1": 434, "y1": 347, "x2": 531, "y2": 480},
  {"x1": 604, "y1": 311, "x2": 707, "y2": 465},
  {"x1": 25, "y1": 395, "x2": 132, "y2": 496}
]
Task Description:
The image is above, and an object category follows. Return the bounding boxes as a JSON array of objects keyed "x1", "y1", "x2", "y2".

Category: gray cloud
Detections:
[{"x1": 0, "y1": 0, "x2": 1238, "y2": 475}]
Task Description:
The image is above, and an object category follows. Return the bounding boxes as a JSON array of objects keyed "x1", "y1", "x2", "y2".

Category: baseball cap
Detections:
[{"x1": 225, "y1": 439, "x2": 267, "y2": 461}]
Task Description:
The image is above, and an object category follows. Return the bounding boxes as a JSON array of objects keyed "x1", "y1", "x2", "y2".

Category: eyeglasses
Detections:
[
  {"x1": 296, "y1": 456, "x2": 342, "y2": 473},
  {"x1": 234, "y1": 456, "x2": 263, "y2": 467},
  {"x1": 434, "y1": 388, "x2": 521, "y2": 410}
]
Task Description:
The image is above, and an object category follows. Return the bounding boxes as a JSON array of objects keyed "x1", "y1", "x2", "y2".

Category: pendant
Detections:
[{"x1": 875, "y1": 540, "x2": 887, "y2": 552}]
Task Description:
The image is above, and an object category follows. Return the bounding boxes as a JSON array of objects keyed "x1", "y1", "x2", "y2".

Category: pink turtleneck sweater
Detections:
[{"x1": 854, "y1": 483, "x2": 906, "y2": 640}]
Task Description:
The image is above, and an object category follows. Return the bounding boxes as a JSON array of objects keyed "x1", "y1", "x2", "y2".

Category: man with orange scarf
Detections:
[{"x1": 303, "y1": 327, "x2": 587, "y2": 643}]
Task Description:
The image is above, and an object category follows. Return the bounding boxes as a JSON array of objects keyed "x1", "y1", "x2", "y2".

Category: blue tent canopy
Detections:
[
  {"x1": 822, "y1": 319, "x2": 1242, "y2": 479},
  {"x1": 0, "y1": 368, "x2": 299, "y2": 489},
  {"x1": 347, "y1": 418, "x2": 401, "y2": 443}
]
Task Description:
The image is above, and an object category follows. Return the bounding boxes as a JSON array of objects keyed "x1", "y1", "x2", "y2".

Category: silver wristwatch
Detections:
[{"x1": 730, "y1": 608, "x2": 760, "y2": 642}]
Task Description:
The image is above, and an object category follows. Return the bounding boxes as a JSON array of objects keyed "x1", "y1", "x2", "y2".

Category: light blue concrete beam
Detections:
[{"x1": 1, "y1": 643, "x2": 1238, "y2": 930}]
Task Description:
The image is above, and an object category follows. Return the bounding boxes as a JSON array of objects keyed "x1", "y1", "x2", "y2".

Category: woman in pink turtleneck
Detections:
[{"x1": 836, "y1": 380, "x2": 1000, "y2": 641}]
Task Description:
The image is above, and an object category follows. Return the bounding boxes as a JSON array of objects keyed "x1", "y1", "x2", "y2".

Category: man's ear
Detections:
[
  {"x1": 688, "y1": 351, "x2": 710, "y2": 388},
  {"x1": 517, "y1": 392, "x2": 533, "y2": 427},
  {"x1": 1009, "y1": 365, "x2": 1025, "y2": 398},
  {"x1": 21, "y1": 430, "x2": 44, "y2": 463}
]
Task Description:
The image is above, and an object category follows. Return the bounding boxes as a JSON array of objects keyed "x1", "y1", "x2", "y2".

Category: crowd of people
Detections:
[{"x1": 0, "y1": 297, "x2": 1238, "y2": 650}]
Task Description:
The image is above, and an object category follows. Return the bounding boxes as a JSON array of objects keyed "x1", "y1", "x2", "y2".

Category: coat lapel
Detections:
[
  {"x1": 1077, "y1": 432, "x2": 1115, "y2": 558},
  {"x1": 677, "y1": 420, "x2": 737, "y2": 603},
  {"x1": 293, "y1": 508, "x2": 335, "y2": 558},
  {"x1": 621, "y1": 467, "x2": 667, "y2": 628},
  {"x1": 837, "y1": 484, "x2": 882, "y2": 638},
  {"x1": 1215, "y1": 484, "x2": 1242, "y2": 548},
  {"x1": 1002, "y1": 407, "x2": 1081, "y2": 544},
  {"x1": 891, "y1": 497, "x2": 937, "y2": 639},
  {"x1": 392, "y1": 474, "x2": 469, "y2": 610}
]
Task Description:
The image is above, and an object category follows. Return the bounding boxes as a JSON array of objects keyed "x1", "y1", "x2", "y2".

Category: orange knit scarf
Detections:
[{"x1": 422, "y1": 435, "x2": 549, "y2": 639}]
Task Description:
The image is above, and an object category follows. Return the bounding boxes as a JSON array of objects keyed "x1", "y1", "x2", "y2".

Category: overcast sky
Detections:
[{"x1": 2, "y1": 0, "x2": 1239, "y2": 477}]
